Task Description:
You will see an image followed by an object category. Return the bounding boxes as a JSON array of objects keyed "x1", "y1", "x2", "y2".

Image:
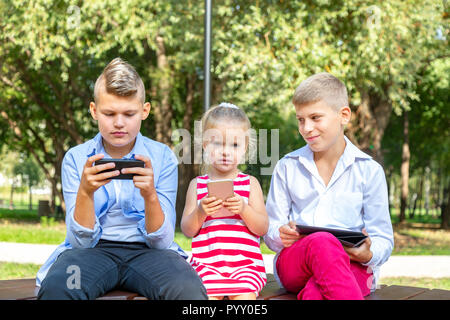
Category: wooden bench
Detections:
[{"x1": 1, "y1": 275, "x2": 450, "y2": 300}]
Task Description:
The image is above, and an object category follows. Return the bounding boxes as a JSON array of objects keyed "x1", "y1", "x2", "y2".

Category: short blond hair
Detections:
[
  {"x1": 94, "y1": 57, "x2": 145, "y2": 104},
  {"x1": 292, "y1": 72, "x2": 348, "y2": 110}
]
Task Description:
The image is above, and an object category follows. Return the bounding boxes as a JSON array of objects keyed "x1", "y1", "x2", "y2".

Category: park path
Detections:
[{"x1": 1, "y1": 241, "x2": 449, "y2": 278}]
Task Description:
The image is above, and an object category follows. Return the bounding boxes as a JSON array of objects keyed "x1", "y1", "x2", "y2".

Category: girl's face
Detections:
[{"x1": 203, "y1": 122, "x2": 248, "y2": 174}]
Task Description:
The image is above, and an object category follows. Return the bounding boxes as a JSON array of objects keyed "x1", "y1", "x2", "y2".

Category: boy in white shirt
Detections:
[{"x1": 263, "y1": 73, "x2": 394, "y2": 300}]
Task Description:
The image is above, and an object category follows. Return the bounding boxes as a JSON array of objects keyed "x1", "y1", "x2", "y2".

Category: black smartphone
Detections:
[{"x1": 94, "y1": 159, "x2": 145, "y2": 180}]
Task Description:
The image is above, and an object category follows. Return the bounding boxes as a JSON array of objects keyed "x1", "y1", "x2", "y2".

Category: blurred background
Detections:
[{"x1": 0, "y1": 0, "x2": 448, "y2": 287}]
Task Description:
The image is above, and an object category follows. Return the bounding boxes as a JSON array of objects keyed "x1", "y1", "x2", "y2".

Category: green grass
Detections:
[
  {"x1": 0, "y1": 262, "x2": 41, "y2": 280},
  {"x1": 390, "y1": 208, "x2": 442, "y2": 225},
  {"x1": 380, "y1": 277, "x2": 450, "y2": 290},
  {"x1": 0, "y1": 208, "x2": 42, "y2": 222},
  {"x1": 1, "y1": 207, "x2": 450, "y2": 255},
  {"x1": 392, "y1": 227, "x2": 450, "y2": 255},
  {"x1": 0, "y1": 220, "x2": 66, "y2": 244}
]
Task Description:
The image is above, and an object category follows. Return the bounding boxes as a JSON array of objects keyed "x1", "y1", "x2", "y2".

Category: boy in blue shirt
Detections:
[
  {"x1": 264, "y1": 73, "x2": 394, "y2": 300},
  {"x1": 36, "y1": 58, "x2": 207, "y2": 300}
]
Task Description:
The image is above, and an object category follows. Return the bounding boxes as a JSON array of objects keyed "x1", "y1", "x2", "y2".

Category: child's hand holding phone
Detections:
[
  {"x1": 120, "y1": 154, "x2": 156, "y2": 201},
  {"x1": 223, "y1": 193, "x2": 245, "y2": 215},
  {"x1": 199, "y1": 196, "x2": 223, "y2": 216},
  {"x1": 80, "y1": 153, "x2": 120, "y2": 195}
]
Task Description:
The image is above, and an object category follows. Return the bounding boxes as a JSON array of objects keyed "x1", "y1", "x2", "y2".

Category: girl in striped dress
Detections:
[{"x1": 181, "y1": 103, "x2": 268, "y2": 300}]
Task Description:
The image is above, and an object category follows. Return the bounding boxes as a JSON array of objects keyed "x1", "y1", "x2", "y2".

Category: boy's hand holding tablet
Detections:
[
  {"x1": 342, "y1": 229, "x2": 373, "y2": 264},
  {"x1": 279, "y1": 221, "x2": 304, "y2": 248}
]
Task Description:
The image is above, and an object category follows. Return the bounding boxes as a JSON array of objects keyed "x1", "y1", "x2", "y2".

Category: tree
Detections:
[
  {"x1": 212, "y1": 0, "x2": 447, "y2": 164},
  {"x1": 383, "y1": 57, "x2": 449, "y2": 225},
  {"x1": 0, "y1": 0, "x2": 447, "y2": 223}
]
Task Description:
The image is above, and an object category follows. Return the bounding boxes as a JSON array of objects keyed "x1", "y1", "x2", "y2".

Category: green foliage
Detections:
[
  {"x1": 0, "y1": 0, "x2": 448, "y2": 202},
  {"x1": 383, "y1": 57, "x2": 450, "y2": 176},
  {"x1": 13, "y1": 157, "x2": 42, "y2": 190}
]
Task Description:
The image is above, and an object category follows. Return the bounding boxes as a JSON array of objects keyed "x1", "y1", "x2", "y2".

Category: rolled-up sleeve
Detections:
[
  {"x1": 264, "y1": 159, "x2": 291, "y2": 254},
  {"x1": 138, "y1": 146, "x2": 178, "y2": 249},
  {"x1": 362, "y1": 163, "x2": 394, "y2": 268},
  {"x1": 62, "y1": 152, "x2": 102, "y2": 248}
]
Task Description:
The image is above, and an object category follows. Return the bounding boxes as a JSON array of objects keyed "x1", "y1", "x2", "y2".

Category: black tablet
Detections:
[{"x1": 296, "y1": 224, "x2": 368, "y2": 248}]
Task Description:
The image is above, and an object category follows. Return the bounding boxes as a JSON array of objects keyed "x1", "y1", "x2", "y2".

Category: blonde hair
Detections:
[
  {"x1": 199, "y1": 102, "x2": 255, "y2": 174},
  {"x1": 94, "y1": 57, "x2": 145, "y2": 104},
  {"x1": 292, "y1": 72, "x2": 348, "y2": 111},
  {"x1": 201, "y1": 103, "x2": 251, "y2": 134}
]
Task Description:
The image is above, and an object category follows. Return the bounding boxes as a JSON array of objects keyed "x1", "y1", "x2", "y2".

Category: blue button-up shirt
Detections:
[
  {"x1": 263, "y1": 136, "x2": 394, "y2": 291},
  {"x1": 36, "y1": 132, "x2": 185, "y2": 287}
]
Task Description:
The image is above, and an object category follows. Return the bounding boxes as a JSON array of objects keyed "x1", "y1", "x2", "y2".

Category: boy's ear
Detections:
[
  {"x1": 340, "y1": 106, "x2": 351, "y2": 125},
  {"x1": 141, "y1": 102, "x2": 151, "y2": 120},
  {"x1": 89, "y1": 102, "x2": 98, "y2": 120}
]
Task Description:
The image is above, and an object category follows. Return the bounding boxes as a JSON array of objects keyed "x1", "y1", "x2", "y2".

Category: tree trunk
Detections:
[
  {"x1": 28, "y1": 182, "x2": 33, "y2": 211},
  {"x1": 441, "y1": 183, "x2": 450, "y2": 229},
  {"x1": 416, "y1": 167, "x2": 425, "y2": 217},
  {"x1": 152, "y1": 34, "x2": 173, "y2": 146},
  {"x1": 399, "y1": 111, "x2": 410, "y2": 223},
  {"x1": 388, "y1": 172, "x2": 395, "y2": 213},
  {"x1": 346, "y1": 90, "x2": 392, "y2": 165},
  {"x1": 424, "y1": 166, "x2": 431, "y2": 215},
  {"x1": 175, "y1": 74, "x2": 199, "y2": 228},
  {"x1": 9, "y1": 179, "x2": 15, "y2": 210},
  {"x1": 410, "y1": 173, "x2": 423, "y2": 219}
]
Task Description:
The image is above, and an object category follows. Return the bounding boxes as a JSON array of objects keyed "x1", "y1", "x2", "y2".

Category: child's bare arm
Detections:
[
  {"x1": 181, "y1": 179, "x2": 223, "y2": 237},
  {"x1": 225, "y1": 176, "x2": 268, "y2": 237}
]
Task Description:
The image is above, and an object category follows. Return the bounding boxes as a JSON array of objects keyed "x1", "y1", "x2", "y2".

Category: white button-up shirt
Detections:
[{"x1": 263, "y1": 136, "x2": 394, "y2": 291}]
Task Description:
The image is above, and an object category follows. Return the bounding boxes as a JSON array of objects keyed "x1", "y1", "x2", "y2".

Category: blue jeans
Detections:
[{"x1": 37, "y1": 240, "x2": 207, "y2": 300}]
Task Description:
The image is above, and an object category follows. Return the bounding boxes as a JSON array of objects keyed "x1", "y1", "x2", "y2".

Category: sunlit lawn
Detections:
[
  {"x1": 1, "y1": 208, "x2": 450, "y2": 290},
  {"x1": 2, "y1": 221, "x2": 449, "y2": 256}
]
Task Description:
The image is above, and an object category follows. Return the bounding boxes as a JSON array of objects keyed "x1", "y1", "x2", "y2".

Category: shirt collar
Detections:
[
  {"x1": 86, "y1": 132, "x2": 144, "y2": 159},
  {"x1": 287, "y1": 135, "x2": 372, "y2": 166}
]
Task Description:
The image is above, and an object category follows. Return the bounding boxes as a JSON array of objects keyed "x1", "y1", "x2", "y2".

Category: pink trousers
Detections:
[{"x1": 276, "y1": 232, "x2": 373, "y2": 300}]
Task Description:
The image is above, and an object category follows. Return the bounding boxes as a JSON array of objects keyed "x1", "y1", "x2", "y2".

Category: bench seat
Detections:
[{"x1": 1, "y1": 275, "x2": 449, "y2": 300}]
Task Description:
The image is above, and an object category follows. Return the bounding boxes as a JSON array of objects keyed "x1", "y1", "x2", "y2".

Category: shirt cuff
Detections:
[
  {"x1": 138, "y1": 215, "x2": 174, "y2": 250},
  {"x1": 263, "y1": 223, "x2": 285, "y2": 253},
  {"x1": 362, "y1": 240, "x2": 384, "y2": 268},
  {"x1": 67, "y1": 215, "x2": 101, "y2": 248}
]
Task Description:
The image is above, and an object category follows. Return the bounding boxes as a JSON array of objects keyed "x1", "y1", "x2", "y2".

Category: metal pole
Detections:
[{"x1": 203, "y1": 0, "x2": 212, "y2": 112}]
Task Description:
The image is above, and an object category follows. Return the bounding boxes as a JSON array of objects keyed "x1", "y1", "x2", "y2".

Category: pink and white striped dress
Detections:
[{"x1": 190, "y1": 173, "x2": 267, "y2": 297}]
